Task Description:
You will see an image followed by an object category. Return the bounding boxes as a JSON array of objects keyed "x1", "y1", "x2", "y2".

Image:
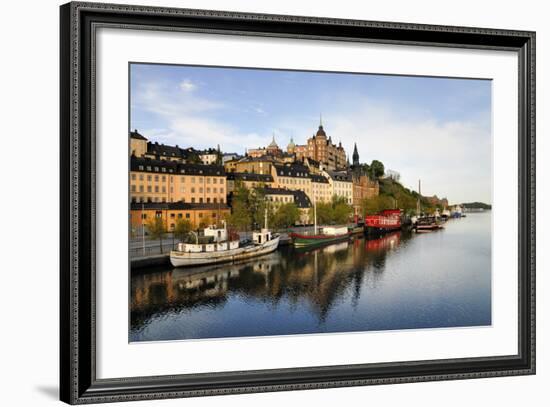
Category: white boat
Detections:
[{"x1": 170, "y1": 212, "x2": 280, "y2": 268}]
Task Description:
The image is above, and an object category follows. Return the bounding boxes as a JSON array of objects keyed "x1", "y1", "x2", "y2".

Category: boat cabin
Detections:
[
  {"x1": 252, "y1": 228, "x2": 272, "y2": 244},
  {"x1": 203, "y1": 226, "x2": 228, "y2": 243}
]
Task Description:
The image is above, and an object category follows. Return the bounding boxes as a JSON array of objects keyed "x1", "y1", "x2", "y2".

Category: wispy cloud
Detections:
[{"x1": 179, "y1": 79, "x2": 197, "y2": 92}]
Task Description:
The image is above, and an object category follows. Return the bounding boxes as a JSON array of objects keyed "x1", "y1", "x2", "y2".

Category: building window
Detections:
[
  {"x1": 139, "y1": 185, "x2": 144, "y2": 192},
  {"x1": 206, "y1": 188, "x2": 211, "y2": 193},
  {"x1": 206, "y1": 198, "x2": 211, "y2": 203},
  {"x1": 191, "y1": 197, "x2": 195, "y2": 203},
  {"x1": 139, "y1": 174, "x2": 144, "y2": 181},
  {"x1": 141, "y1": 213, "x2": 147, "y2": 220},
  {"x1": 154, "y1": 186, "x2": 159, "y2": 193},
  {"x1": 213, "y1": 178, "x2": 217, "y2": 184},
  {"x1": 213, "y1": 198, "x2": 217, "y2": 203},
  {"x1": 191, "y1": 187, "x2": 195, "y2": 193},
  {"x1": 154, "y1": 175, "x2": 159, "y2": 182},
  {"x1": 131, "y1": 174, "x2": 136, "y2": 181},
  {"x1": 185, "y1": 213, "x2": 190, "y2": 219},
  {"x1": 220, "y1": 179, "x2": 224, "y2": 184},
  {"x1": 199, "y1": 187, "x2": 203, "y2": 193},
  {"x1": 131, "y1": 185, "x2": 136, "y2": 192},
  {"x1": 178, "y1": 214, "x2": 182, "y2": 218},
  {"x1": 138, "y1": 165, "x2": 144, "y2": 171},
  {"x1": 170, "y1": 213, "x2": 175, "y2": 218},
  {"x1": 162, "y1": 186, "x2": 166, "y2": 193},
  {"x1": 220, "y1": 188, "x2": 224, "y2": 194},
  {"x1": 155, "y1": 211, "x2": 162, "y2": 218},
  {"x1": 206, "y1": 178, "x2": 211, "y2": 184},
  {"x1": 147, "y1": 186, "x2": 152, "y2": 193},
  {"x1": 162, "y1": 175, "x2": 166, "y2": 182},
  {"x1": 198, "y1": 213, "x2": 203, "y2": 218},
  {"x1": 199, "y1": 198, "x2": 203, "y2": 203}
]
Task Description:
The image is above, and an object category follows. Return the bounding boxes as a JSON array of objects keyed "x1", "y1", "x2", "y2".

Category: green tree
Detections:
[
  {"x1": 369, "y1": 160, "x2": 385, "y2": 178},
  {"x1": 199, "y1": 215, "x2": 213, "y2": 229},
  {"x1": 227, "y1": 182, "x2": 252, "y2": 232},
  {"x1": 272, "y1": 203, "x2": 300, "y2": 230},
  {"x1": 173, "y1": 218, "x2": 192, "y2": 241},
  {"x1": 360, "y1": 195, "x2": 395, "y2": 216},
  {"x1": 146, "y1": 216, "x2": 167, "y2": 254},
  {"x1": 310, "y1": 201, "x2": 334, "y2": 225}
]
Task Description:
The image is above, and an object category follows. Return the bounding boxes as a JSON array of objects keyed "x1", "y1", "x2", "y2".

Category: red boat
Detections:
[{"x1": 364, "y1": 209, "x2": 402, "y2": 236}]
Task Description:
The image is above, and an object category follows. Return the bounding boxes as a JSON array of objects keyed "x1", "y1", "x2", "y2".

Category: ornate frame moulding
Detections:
[{"x1": 60, "y1": 2, "x2": 535, "y2": 404}]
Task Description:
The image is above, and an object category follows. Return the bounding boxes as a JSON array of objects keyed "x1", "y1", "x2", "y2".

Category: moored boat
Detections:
[
  {"x1": 364, "y1": 209, "x2": 402, "y2": 236},
  {"x1": 414, "y1": 216, "x2": 444, "y2": 232},
  {"x1": 170, "y1": 208, "x2": 280, "y2": 267},
  {"x1": 290, "y1": 226, "x2": 350, "y2": 247}
]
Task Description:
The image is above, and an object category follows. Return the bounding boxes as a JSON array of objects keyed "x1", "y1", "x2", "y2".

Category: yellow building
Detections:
[
  {"x1": 262, "y1": 187, "x2": 312, "y2": 225},
  {"x1": 130, "y1": 202, "x2": 230, "y2": 231},
  {"x1": 309, "y1": 174, "x2": 331, "y2": 203},
  {"x1": 226, "y1": 173, "x2": 274, "y2": 194},
  {"x1": 130, "y1": 157, "x2": 226, "y2": 204},
  {"x1": 323, "y1": 170, "x2": 353, "y2": 204},
  {"x1": 271, "y1": 163, "x2": 312, "y2": 200},
  {"x1": 225, "y1": 155, "x2": 277, "y2": 175}
]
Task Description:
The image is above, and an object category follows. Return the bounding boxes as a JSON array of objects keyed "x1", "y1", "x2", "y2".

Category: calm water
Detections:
[{"x1": 130, "y1": 212, "x2": 491, "y2": 341}]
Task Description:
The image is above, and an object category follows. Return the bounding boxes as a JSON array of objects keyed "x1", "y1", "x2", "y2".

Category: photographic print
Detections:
[{"x1": 129, "y1": 63, "x2": 492, "y2": 342}]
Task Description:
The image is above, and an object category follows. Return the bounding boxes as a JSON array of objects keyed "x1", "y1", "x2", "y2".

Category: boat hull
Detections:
[
  {"x1": 170, "y1": 236, "x2": 280, "y2": 267},
  {"x1": 290, "y1": 232, "x2": 350, "y2": 247},
  {"x1": 364, "y1": 225, "x2": 401, "y2": 236}
]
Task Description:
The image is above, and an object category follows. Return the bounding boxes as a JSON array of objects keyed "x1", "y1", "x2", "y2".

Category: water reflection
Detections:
[
  {"x1": 131, "y1": 231, "x2": 409, "y2": 337},
  {"x1": 131, "y1": 213, "x2": 491, "y2": 341}
]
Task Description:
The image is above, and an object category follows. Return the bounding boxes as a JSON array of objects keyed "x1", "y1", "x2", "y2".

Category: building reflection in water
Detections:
[{"x1": 130, "y1": 232, "x2": 408, "y2": 332}]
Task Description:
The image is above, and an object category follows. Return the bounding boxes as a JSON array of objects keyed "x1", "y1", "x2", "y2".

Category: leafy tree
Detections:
[
  {"x1": 146, "y1": 216, "x2": 167, "y2": 254},
  {"x1": 369, "y1": 160, "x2": 385, "y2": 178},
  {"x1": 272, "y1": 203, "x2": 300, "y2": 230},
  {"x1": 360, "y1": 195, "x2": 395, "y2": 215},
  {"x1": 226, "y1": 182, "x2": 252, "y2": 232},
  {"x1": 173, "y1": 218, "x2": 192, "y2": 241},
  {"x1": 199, "y1": 215, "x2": 213, "y2": 229}
]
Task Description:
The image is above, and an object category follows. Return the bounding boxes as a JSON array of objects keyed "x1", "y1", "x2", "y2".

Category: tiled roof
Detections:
[
  {"x1": 274, "y1": 163, "x2": 310, "y2": 178},
  {"x1": 130, "y1": 156, "x2": 225, "y2": 176},
  {"x1": 130, "y1": 130, "x2": 147, "y2": 140},
  {"x1": 227, "y1": 172, "x2": 274, "y2": 182}
]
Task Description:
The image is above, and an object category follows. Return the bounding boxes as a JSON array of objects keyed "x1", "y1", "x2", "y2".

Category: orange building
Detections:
[
  {"x1": 130, "y1": 202, "x2": 230, "y2": 231},
  {"x1": 130, "y1": 156, "x2": 226, "y2": 204},
  {"x1": 290, "y1": 122, "x2": 347, "y2": 171}
]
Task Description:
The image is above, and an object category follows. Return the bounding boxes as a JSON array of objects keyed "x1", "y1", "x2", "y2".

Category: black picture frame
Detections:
[{"x1": 60, "y1": 2, "x2": 536, "y2": 404}]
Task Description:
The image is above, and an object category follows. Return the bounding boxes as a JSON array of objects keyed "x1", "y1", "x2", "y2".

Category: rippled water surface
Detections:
[{"x1": 130, "y1": 212, "x2": 491, "y2": 341}]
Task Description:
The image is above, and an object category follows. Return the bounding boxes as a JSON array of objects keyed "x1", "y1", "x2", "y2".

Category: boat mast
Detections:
[
  {"x1": 416, "y1": 179, "x2": 421, "y2": 216},
  {"x1": 264, "y1": 201, "x2": 268, "y2": 230},
  {"x1": 314, "y1": 199, "x2": 317, "y2": 235}
]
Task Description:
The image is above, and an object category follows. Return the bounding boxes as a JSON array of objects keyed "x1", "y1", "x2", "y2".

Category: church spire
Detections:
[{"x1": 352, "y1": 142, "x2": 359, "y2": 166}]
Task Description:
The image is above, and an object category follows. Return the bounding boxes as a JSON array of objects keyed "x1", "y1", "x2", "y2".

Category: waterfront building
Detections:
[
  {"x1": 323, "y1": 169, "x2": 353, "y2": 204},
  {"x1": 226, "y1": 172, "x2": 274, "y2": 194},
  {"x1": 290, "y1": 120, "x2": 347, "y2": 171},
  {"x1": 262, "y1": 187, "x2": 312, "y2": 225},
  {"x1": 130, "y1": 156, "x2": 226, "y2": 204},
  {"x1": 309, "y1": 174, "x2": 331, "y2": 203},
  {"x1": 271, "y1": 163, "x2": 312, "y2": 200},
  {"x1": 130, "y1": 202, "x2": 230, "y2": 231},
  {"x1": 350, "y1": 143, "x2": 379, "y2": 214}
]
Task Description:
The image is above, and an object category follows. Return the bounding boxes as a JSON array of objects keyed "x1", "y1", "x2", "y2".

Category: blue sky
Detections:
[{"x1": 130, "y1": 63, "x2": 492, "y2": 204}]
